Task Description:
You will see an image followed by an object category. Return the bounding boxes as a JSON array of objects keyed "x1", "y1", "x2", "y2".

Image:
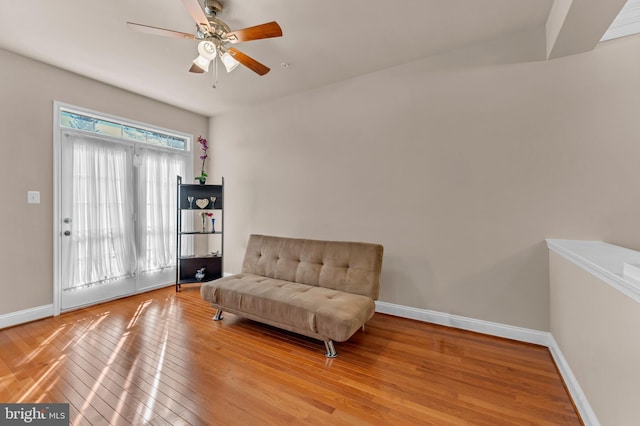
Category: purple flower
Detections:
[
  {"x1": 196, "y1": 135, "x2": 209, "y2": 180},
  {"x1": 198, "y1": 136, "x2": 208, "y2": 151}
]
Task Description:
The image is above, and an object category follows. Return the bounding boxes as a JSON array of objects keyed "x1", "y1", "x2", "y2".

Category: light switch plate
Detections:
[{"x1": 27, "y1": 191, "x2": 40, "y2": 204}]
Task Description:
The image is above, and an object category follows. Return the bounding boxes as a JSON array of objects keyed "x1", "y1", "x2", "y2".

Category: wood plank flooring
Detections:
[{"x1": 0, "y1": 286, "x2": 582, "y2": 425}]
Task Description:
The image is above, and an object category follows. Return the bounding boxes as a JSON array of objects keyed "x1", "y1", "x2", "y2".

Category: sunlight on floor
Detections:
[{"x1": 7, "y1": 297, "x2": 163, "y2": 423}]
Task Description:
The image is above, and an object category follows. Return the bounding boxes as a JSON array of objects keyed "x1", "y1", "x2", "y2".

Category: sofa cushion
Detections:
[
  {"x1": 241, "y1": 234, "x2": 383, "y2": 299},
  {"x1": 200, "y1": 273, "x2": 376, "y2": 342}
]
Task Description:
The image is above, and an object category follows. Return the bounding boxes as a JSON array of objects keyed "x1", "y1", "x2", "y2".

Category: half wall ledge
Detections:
[
  {"x1": 545, "y1": 239, "x2": 640, "y2": 304},
  {"x1": 547, "y1": 238, "x2": 640, "y2": 426}
]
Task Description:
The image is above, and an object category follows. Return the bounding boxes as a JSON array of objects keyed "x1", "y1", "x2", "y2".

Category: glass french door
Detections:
[
  {"x1": 60, "y1": 133, "x2": 137, "y2": 310},
  {"x1": 59, "y1": 132, "x2": 186, "y2": 310},
  {"x1": 135, "y1": 146, "x2": 186, "y2": 290}
]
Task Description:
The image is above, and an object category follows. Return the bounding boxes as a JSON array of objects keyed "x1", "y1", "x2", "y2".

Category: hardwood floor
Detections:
[{"x1": 0, "y1": 286, "x2": 581, "y2": 425}]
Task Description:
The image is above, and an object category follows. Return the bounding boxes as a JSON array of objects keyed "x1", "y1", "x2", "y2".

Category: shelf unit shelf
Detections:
[
  {"x1": 175, "y1": 176, "x2": 224, "y2": 291},
  {"x1": 178, "y1": 231, "x2": 223, "y2": 235},
  {"x1": 178, "y1": 254, "x2": 222, "y2": 260}
]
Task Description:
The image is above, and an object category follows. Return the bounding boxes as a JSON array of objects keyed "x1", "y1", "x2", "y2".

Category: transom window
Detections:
[{"x1": 60, "y1": 109, "x2": 189, "y2": 151}]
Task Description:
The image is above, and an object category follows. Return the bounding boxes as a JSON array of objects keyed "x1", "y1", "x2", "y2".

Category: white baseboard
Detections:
[
  {"x1": 0, "y1": 304, "x2": 54, "y2": 330},
  {"x1": 375, "y1": 301, "x2": 598, "y2": 426},
  {"x1": 375, "y1": 301, "x2": 550, "y2": 346},
  {"x1": 547, "y1": 335, "x2": 600, "y2": 426}
]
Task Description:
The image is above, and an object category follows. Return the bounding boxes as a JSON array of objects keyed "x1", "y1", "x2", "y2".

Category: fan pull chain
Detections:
[{"x1": 212, "y1": 56, "x2": 218, "y2": 89}]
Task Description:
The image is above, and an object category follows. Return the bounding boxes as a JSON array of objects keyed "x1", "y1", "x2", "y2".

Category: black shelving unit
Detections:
[{"x1": 176, "y1": 175, "x2": 224, "y2": 291}]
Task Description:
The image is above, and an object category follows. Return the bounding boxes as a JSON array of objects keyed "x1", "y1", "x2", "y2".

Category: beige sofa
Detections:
[{"x1": 200, "y1": 234, "x2": 384, "y2": 357}]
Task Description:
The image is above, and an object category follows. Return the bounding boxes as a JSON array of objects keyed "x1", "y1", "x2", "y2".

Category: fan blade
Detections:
[
  {"x1": 228, "y1": 47, "x2": 270, "y2": 75},
  {"x1": 181, "y1": 0, "x2": 212, "y2": 33},
  {"x1": 226, "y1": 21, "x2": 282, "y2": 43},
  {"x1": 127, "y1": 22, "x2": 196, "y2": 40}
]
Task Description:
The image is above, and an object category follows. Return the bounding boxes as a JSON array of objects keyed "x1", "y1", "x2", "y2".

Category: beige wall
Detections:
[
  {"x1": 550, "y1": 251, "x2": 640, "y2": 425},
  {"x1": 211, "y1": 32, "x2": 640, "y2": 331},
  {"x1": 5, "y1": 27, "x2": 640, "y2": 331},
  {"x1": 0, "y1": 48, "x2": 208, "y2": 316}
]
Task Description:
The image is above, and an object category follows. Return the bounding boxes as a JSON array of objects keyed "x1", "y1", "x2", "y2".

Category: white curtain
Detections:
[
  {"x1": 65, "y1": 134, "x2": 136, "y2": 290},
  {"x1": 136, "y1": 147, "x2": 186, "y2": 274}
]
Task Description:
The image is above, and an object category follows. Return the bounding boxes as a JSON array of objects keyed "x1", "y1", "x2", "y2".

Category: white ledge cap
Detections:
[{"x1": 546, "y1": 239, "x2": 640, "y2": 304}]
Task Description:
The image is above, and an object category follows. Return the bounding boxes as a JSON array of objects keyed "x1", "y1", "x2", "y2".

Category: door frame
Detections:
[{"x1": 52, "y1": 101, "x2": 193, "y2": 315}]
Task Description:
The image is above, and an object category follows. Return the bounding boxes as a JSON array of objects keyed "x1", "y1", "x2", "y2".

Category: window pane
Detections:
[
  {"x1": 94, "y1": 119, "x2": 122, "y2": 137},
  {"x1": 146, "y1": 131, "x2": 168, "y2": 147},
  {"x1": 61, "y1": 111, "x2": 96, "y2": 131},
  {"x1": 123, "y1": 126, "x2": 146, "y2": 142},
  {"x1": 168, "y1": 136, "x2": 186, "y2": 150}
]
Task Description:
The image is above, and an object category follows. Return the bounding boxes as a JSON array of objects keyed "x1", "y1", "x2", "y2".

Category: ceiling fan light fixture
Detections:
[
  {"x1": 191, "y1": 40, "x2": 217, "y2": 73},
  {"x1": 190, "y1": 56, "x2": 210, "y2": 73},
  {"x1": 221, "y1": 51, "x2": 240, "y2": 72},
  {"x1": 198, "y1": 40, "x2": 217, "y2": 59},
  {"x1": 128, "y1": 0, "x2": 283, "y2": 77}
]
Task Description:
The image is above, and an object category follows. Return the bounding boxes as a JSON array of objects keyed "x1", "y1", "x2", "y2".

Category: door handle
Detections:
[
  {"x1": 63, "y1": 230, "x2": 71, "y2": 236},
  {"x1": 63, "y1": 218, "x2": 72, "y2": 223}
]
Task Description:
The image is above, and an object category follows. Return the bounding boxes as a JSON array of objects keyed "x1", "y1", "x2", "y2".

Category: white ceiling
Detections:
[{"x1": 0, "y1": 0, "x2": 556, "y2": 116}]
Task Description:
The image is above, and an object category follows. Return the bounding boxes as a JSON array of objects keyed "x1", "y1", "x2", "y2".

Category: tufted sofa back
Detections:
[{"x1": 241, "y1": 234, "x2": 384, "y2": 299}]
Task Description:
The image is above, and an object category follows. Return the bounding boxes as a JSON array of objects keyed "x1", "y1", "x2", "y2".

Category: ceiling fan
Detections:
[{"x1": 127, "y1": 0, "x2": 282, "y2": 76}]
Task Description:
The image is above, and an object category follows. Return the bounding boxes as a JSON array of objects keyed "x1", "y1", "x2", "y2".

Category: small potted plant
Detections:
[{"x1": 195, "y1": 136, "x2": 208, "y2": 185}]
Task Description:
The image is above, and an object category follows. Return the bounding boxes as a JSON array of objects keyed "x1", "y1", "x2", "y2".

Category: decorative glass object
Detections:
[
  {"x1": 187, "y1": 196, "x2": 194, "y2": 209},
  {"x1": 195, "y1": 267, "x2": 206, "y2": 281},
  {"x1": 211, "y1": 218, "x2": 215, "y2": 233}
]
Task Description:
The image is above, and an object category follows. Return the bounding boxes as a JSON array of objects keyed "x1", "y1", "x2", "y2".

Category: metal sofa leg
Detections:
[
  {"x1": 324, "y1": 340, "x2": 338, "y2": 358},
  {"x1": 213, "y1": 309, "x2": 223, "y2": 321}
]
